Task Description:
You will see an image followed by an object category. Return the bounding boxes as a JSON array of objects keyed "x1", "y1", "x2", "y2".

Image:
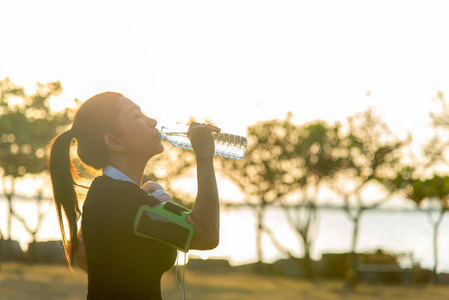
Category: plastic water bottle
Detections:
[{"x1": 159, "y1": 124, "x2": 247, "y2": 160}]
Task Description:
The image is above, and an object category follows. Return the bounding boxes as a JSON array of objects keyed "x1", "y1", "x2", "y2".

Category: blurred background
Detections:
[{"x1": 2, "y1": 0, "x2": 449, "y2": 296}]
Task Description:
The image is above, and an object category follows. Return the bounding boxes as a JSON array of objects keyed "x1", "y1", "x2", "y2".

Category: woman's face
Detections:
[{"x1": 113, "y1": 97, "x2": 164, "y2": 159}]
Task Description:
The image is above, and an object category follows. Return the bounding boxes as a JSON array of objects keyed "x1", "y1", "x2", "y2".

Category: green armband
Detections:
[{"x1": 133, "y1": 201, "x2": 195, "y2": 252}]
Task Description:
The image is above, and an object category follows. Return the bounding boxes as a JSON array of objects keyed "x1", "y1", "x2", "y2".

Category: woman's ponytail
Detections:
[
  {"x1": 47, "y1": 91, "x2": 124, "y2": 268},
  {"x1": 48, "y1": 130, "x2": 80, "y2": 267}
]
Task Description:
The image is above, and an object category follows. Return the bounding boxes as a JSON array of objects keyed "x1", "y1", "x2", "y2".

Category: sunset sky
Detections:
[{"x1": 1, "y1": 0, "x2": 449, "y2": 141}]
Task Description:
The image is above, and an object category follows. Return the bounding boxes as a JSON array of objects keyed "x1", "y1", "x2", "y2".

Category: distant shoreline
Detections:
[{"x1": 0, "y1": 193, "x2": 424, "y2": 212}]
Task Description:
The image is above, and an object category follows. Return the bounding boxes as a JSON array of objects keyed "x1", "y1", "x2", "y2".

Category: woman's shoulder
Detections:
[
  {"x1": 90, "y1": 175, "x2": 138, "y2": 191},
  {"x1": 85, "y1": 176, "x2": 159, "y2": 207}
]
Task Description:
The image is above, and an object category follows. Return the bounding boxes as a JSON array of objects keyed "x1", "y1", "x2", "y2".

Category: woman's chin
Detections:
[
  {"x1": 158, "y1": 142, "x2": 165, "y2": 153},
  {"x1": 152, "y1": 143, "x2": 165, "y2": 156}
]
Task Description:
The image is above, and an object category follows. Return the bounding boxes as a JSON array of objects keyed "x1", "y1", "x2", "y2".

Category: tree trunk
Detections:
[
  {"x1": 432, "y1": 209, "x2": 445, "y2": 284},
  {"x1": 255, "y1": 203, "x2": 266, "y2": 263},
  {"x1": 300, "y1": 233, "x2": 314, "y2": 280},
  {"x1": 0, "y1": 228, "x2": 3, "y2": 271},
  {"x1": 296, "y1": 202, "x2": 318, "y2": 280},
  {"x1": 349, "y1": 220, "x2": 359, "y2": 283},
  {"x1": 31, "y1": 189, "x2": 44, "y2": 245},
  {"x1": 6, "y1": 194, "x2": 14, "y2": 240},
  {"x1": 2, "y1": 177, "x2": 15, "y2": 240},
  {"x1": 348, "y1": 210, "x2": 362, "y2": 288}
]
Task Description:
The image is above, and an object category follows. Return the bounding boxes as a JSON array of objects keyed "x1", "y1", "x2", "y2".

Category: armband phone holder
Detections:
[{"x1": 134, "y1": 201, "x2": 194, "y2": 252}]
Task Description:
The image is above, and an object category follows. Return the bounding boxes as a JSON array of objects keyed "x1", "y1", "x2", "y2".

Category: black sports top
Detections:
[{"x1": 82, "y1": 175, "x2": 177, "y2": 299}]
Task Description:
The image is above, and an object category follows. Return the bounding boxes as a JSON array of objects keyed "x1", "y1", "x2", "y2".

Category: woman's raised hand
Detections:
[{"x1": 187, "y1": 123, "x2": 221, "y2": 159}]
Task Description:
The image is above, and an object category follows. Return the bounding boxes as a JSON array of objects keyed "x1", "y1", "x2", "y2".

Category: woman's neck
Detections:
[{"x1": 107, "y1": 157, "x2": 147, "y2": 186}]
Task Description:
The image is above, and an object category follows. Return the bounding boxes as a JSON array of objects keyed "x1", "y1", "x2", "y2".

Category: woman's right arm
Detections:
[{"x1": 185, "y1": 123, "x2": 221, "y2": 250}]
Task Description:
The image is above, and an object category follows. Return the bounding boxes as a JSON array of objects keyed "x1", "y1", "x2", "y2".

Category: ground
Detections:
[{"x1": 0, "y1": 263, "x2": 449, "y2": 300}]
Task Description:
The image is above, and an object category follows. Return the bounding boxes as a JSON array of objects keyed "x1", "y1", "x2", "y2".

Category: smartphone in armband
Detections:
[{"x1": 133, "y1": 201, "x2": 195, "y2": 252}]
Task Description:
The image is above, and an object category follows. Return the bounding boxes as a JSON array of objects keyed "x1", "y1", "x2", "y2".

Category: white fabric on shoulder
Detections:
[
  {"x1": 141, "y1": 181, "x2": 172, "y2": 203},
  {"x1": 151, "y1": 189, "x2": 172, "y2": 202}
]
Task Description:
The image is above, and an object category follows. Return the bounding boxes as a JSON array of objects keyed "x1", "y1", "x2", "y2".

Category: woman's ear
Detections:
[{"x1": 104, "y1": 133, "x2": 125, "y2": 152}]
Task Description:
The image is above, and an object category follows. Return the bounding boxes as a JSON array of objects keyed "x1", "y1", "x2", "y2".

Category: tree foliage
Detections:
[
  {"x1": 0, "y1": 77, "x2": 75, "y2": 241},
  {"x1": 278, "y1": 119, "x2": 353, "y2": 279},
  {"x1": 330, "y1": 108, "x2": 406, "y2": 286},
  {"x1": 219, "y1": 115, "x2": 352, "y2": 278},
  {"x1": 393, "y1": 93, "x2": 449, "y2": 283},
  {"x1": 394, "y1": 173, "x2": 449, "y2": 283},
  {"x1": 218, "y1": 116, "x2": 299, "y2": 263},
  {"x1": 0, "y1": 78, "x2": 73, "y2": 178}
]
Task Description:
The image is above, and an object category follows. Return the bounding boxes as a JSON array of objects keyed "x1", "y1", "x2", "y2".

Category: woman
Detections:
[{"x1": 48, "y1": 92, "x2": 220, "y2": 299}]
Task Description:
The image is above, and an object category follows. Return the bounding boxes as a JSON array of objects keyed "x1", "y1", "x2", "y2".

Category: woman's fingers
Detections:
[
  {"x1": 187, "y1": 123, "x2": 221, "y2": 157},
  {"x1": 189, "y1": 122, "x2": 221, "y2": 133}
]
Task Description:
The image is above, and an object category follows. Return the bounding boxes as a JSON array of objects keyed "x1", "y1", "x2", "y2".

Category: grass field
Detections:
[{"x1": 1, "y1": 263, "x2": 449, "y2": 300}]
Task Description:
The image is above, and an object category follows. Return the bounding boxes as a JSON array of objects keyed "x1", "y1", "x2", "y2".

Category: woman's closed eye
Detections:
[{"x1": 131, "y1": 108, "x2": 146, "y2": 119}]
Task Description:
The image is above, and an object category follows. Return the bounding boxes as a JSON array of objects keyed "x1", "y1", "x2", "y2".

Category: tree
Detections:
[
  {"x1": 331, "y1": 108, "x2": 406, "y2": 286},
  {"x1": 0, "y1": 77, "x2": 74, "y2": 244},
  {"x1": 422, "y1": 91, "x2": 449, "y2": 169},
  {"x1": 278, "y1": 119, "x2": 352, "y2": 279},
  {"x1": 219, "y1": 117, "x2": 299, "y2": 264},
  {"x1": 393, "y1": 172, "x2": 449, "y2": 283},
  {"x1": 396, "y1": 91, "x2": 449, "y2": 283},
  {"x1": 219, "y1": 116, "x2": 352, "y2": 279}
]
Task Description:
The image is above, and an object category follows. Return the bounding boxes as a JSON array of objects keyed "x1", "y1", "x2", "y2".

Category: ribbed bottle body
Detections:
[{"x1": 160, "y1": 125, "x2": 247, "y2": 160}]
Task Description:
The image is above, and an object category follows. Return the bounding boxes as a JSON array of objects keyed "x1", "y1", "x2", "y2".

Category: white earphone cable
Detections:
[{"x1": 175, "y1": 251, "x2": 187, "y2": 300}]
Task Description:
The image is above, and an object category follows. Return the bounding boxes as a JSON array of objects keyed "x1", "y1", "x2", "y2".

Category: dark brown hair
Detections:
[{"x1": 48, "y1": 92, "x2": 123, "y2": 266}]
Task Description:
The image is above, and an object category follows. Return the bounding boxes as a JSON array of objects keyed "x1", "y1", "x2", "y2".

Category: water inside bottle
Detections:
[
  {"x1": 163, "y1": 131, "x2": 193, "y2": 150},
  {"x1": 159, "y1": 125, "x2": 246, "y2": 160}
]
